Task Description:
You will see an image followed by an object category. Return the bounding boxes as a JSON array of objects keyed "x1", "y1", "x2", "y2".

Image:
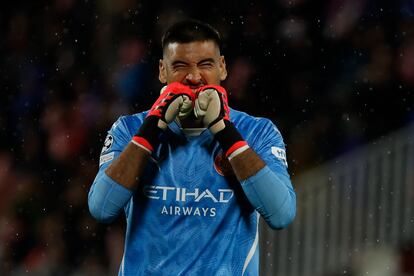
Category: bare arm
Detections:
[
  {"x1": 229, "y1": 148, "x2": 265, "y2": 181},
  {"x1": 88, "y1": 83, "x2": 195, "y2": 223},
  {"x1": 229, "y1": 144, "x2": 296, "y2": 229},
  {"x1": 105, "y1": 83, "x2": 195, "y2": 190},
  {"x1": 105, "y1": 142, "x2": 150, "y2": 190}
]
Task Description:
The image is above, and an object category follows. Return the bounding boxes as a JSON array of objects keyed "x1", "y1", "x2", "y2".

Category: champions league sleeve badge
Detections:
[{"x1": 101, "y1": 134, "x2": 114, "y2": 154}]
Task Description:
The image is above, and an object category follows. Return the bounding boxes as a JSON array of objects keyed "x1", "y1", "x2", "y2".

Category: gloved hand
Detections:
[
  {"x1": 150, "y1": 83, "x2": 194, "y2": 129},
  {"x1": 132, "y1": 82, "x2": 195, "y2": 153},
  {"x1": 194, "y1": 85, "x2": 229, "y2": 135},
  {"x1": 158, "y1": 85, "x2": 194, "y2": 123},
  {"x1": 195, "y1": 85, "x2": 249, "y2": 159}
]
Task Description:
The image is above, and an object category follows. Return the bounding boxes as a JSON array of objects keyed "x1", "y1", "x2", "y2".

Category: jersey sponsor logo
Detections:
[
  {"x1": 161, "y1": 206, "x2": 216, "y2": 217},
  {"x1": 99, "y1": 152, "x2": 114, "y2": 166},
  {"x1": 213, "y1": 152, "x2": 234, "y2": 176},
  {"x1": 143, "y1": 186, "x2": 234, "y2": 203},
  {"x1": 143, "y1": 185, "x2": 234, "y2": 217},
  {"x1": 101, "y1": 134, "x2": 113, "y2": 154},
  {"x1": 271, "y1": 146, "x2": 288, "y2": 167}
]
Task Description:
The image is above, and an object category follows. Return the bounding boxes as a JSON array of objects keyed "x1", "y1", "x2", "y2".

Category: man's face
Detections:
[{"x1": 159, "y1": 40, "x2": 227, "y2": 91}]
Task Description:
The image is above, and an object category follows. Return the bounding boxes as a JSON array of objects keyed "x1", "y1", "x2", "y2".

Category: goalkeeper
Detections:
[{"x1": 88, "y1": 19, "x2": 296, "y2": 275}]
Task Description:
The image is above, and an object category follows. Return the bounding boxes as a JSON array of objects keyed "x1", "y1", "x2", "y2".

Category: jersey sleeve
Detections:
[
  {"x1": 98, "y1": 116, "x2": 133, "y2": 170},
  {"x1": 88, "y1": 116, "x2": 137, "y2": 223},
  {"x1": 241, "y1": 118, "x2": 296, "y2": 229},
  {"x1": 250, "y1": 118, "x2": 290, "y2": 178}
]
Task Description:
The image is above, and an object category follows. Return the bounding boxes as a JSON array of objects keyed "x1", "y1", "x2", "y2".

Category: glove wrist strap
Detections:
[
  {"x1": 132, "y1": 116, "x2": 162, "y2": 153},
  {"x1": 214, "y1": 121, "x2": 249, "y2": 159}
]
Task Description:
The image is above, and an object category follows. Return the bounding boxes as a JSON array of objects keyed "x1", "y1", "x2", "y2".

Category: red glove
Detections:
[
  {"x1": 194, "y1": 85, "x2": 230, "y2": 134},
  {"x1": 132, "y1": 82, "x2": 195, "y2": 153},
  {"x1": 148, "y1": 82, "x2": 195, "y2": 128},
  {"x1": 195, "y1": 85, "x2": 248, "y2": 159}
]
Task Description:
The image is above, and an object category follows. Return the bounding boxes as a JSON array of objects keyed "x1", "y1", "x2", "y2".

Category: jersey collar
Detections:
[{"x1": 168, "y1": 120, "x2": 211, "y2": 139}]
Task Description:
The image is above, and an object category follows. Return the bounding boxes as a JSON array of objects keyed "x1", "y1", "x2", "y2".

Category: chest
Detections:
[{"x1": 139, "y1": 137, "x2": 239, "y2": 205}]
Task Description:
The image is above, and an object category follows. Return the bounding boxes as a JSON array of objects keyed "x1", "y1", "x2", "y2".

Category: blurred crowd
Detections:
[{"x1": 0, "y1": 0, "x2": 413, "y2": 275}]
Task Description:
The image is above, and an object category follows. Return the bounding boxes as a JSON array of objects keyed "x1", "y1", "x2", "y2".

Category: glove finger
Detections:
[
  {"x1": 164, "y1": 96, "x2": 183, "y2": 123},
  {"x1": 178, "y1": 95, "x2": 193, "y2": 119},
  {"x1": 209, "y1": 91, "x2": 221, "y2": 112},
  {"x1": 197, "y1": 90, "x2": 212, "y2": 109},
  {"x1": 194, "y1": 96, "x2": 208, "y2": 118},
  {"x1": 194, "y1": 99, "x2": 203, "y2": 118},
  {"x1": 204, "y1": 91, "x2": 221, "y2": 125}
]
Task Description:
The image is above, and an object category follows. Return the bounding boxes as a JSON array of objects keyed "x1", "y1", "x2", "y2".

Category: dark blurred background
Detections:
[{"x1": 0, "y1": 0, "x2": 413, "y2": 275}]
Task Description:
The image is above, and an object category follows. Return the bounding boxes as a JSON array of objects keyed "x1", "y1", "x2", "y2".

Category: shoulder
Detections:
[
  {"x1": 230, "y1": 108, "x2": 282, "y2": 136},
  {"x1": 108, "y1": 111, "x2": 148, "y2": 138},
  {"x1": 230, "y1": 108, "x2": 286, "y2": 151}
]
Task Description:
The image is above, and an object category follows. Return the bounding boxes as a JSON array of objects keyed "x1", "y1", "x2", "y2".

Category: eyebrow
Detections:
[{"x1": 171, "y1": 58, "x2": 215, "y2": 66}]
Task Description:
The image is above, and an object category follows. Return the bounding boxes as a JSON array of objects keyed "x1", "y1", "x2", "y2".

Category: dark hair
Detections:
[{"x1": 161, "y1": 19, "x2": 222, "y2": 52}]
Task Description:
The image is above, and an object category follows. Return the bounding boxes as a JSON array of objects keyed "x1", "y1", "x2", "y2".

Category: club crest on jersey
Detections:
[
  {"x1": 101, "y1": 134, "x2": 113, "y2": 154},
  {"x1": 214, "y1": 152, "x2": 234, "y2": 176}
]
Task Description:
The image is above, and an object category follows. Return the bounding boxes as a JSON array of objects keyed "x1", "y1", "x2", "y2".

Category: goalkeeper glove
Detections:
[
  {"x1": 132, "y1": 82, "x2": 195, "y2": 153},
  {"x1": 194, "y1": 85, "x2": 249, "y2": 159}
]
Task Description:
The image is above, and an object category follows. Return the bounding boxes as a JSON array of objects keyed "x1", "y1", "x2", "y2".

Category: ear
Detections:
[
  {"x1": 159, "y1": 59, "x2": 167, "y2": 84},
  {"x1": 219, "y1": 56, "x2": 227, "y2": 81}
]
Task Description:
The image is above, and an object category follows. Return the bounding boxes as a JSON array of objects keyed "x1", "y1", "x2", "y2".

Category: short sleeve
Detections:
[
  {"x1": 249, "y1": 119, "x2": 290, "y2": 179},
  {"x1": 98, "y1": 116, "x2": 132, "y2": 171}
]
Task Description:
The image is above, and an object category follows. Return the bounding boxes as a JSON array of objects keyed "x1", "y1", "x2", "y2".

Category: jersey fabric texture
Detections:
[{"x1": 89, "y1": 109, "x2": 293, "y2": 276}]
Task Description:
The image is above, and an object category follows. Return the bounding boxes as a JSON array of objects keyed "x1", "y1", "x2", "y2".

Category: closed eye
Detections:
[
  {"x1": 171, "y1": 61, "x2": 189, "y2": 70},
  {"x1": 198, "y1": 58, "x2": 215, "y2": 69},
  {"x1": 199, "y1": 62, "x2": 214, "y2": 69}
]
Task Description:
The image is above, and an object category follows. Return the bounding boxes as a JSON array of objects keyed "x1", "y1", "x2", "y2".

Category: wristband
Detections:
[
  {"x1": 214, "y1": 121, "x2": 249, "y2": 158},
  {"x1": 227, "y1": 142, "x2": 250, "y2": 160},
  {"x1": 132, "y1": 116, "x2": 162, "y2": 153},
  {"x1": 131, "y1": 136, "x2": 153, "y2": 153}
]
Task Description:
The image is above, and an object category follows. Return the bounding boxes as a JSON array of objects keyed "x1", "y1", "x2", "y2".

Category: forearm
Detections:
[
  {"x1": 106, "y1": 83, "x2": 194, "y2": 188},
  {"x1": 105, "y1": 142, "x2": 151, "y2": 190},
  {"x1": 213, "y1": 118, "x2": 295, "y2": 228},
  {"x1": 229, "y1": 148, "x2": 265, "y2": 181},
  {"x1": 89, "y1": 83, "x2": 195, "y2": 223},
  {"x1": 88, "y1": 142, "x2": 149, "y2": 223},
  {"x1": 228, "y1": 146, "x2": 295, "y2": 229}
]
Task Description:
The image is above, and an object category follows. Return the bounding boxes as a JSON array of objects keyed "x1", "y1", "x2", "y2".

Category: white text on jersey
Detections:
[{"x1": 143, "y1": 186, "x2": 234, "y2": 203}]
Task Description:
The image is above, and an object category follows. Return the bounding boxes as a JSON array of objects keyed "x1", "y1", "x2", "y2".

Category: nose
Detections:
[{"x1": 185, "y1": 67, "x2": 202, "y2": 85}]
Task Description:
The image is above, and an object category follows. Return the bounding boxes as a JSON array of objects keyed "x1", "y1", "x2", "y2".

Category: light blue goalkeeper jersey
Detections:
[{"x1": 91, "y1": 109, "x2": 293, "y2": 275}]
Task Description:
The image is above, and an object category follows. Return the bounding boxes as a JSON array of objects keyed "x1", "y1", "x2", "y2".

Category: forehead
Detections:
[{"x1": 163, "y1": 41, "x2": 220, "y2": 62}]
